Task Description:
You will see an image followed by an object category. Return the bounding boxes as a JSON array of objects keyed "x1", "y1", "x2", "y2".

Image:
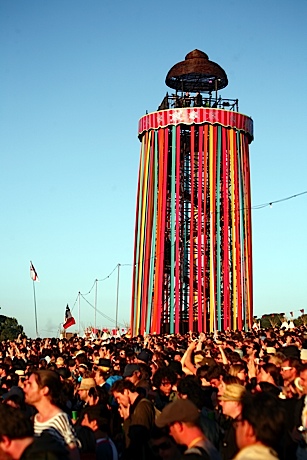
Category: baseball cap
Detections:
[
  {"x1": 123, "y1": 364, "x2": 140, "y2": 378},
  {"x1": 156, "y1": 399, "x2": 200, "y2": 428},
  {"x1": 2, "y1": 386, "x2": 25, "y2": 402},
  {"x1": 137, "y1": 350, "x2": 151, "y2": 363},
  {"x1": 98, "y1": 358, "x2": 111, "y2": 369}
]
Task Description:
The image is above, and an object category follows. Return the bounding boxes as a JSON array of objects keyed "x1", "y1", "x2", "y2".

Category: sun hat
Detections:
[{"x1": 78, "y1": 378, "x2": 96, "y2": 391}]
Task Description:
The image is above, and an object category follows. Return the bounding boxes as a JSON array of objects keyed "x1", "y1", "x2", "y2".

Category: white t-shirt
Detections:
[{"x1": 34, "y1": 411, "x2": 79, "y2": 447}]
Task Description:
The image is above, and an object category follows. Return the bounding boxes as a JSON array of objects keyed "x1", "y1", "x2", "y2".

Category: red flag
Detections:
[
  {"x1": 30, "y1": 261, "x2": 39, "y2": 282},
  {"x1": 301, "y1": 309, "x2": 305, "y2": 315},
  {"x1": 63, "y1": 305, "x2": 75, "y2": 330}
]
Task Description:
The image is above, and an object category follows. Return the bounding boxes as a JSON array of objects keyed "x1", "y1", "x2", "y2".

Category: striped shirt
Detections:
[{"x1": 34, "y1": 412, "x2": 79, "y2": 447}]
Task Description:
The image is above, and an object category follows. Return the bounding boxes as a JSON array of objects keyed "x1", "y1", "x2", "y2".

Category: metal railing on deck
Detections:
[{"x1": 157, "y1": 93, "x2": 239, "y2": 112}]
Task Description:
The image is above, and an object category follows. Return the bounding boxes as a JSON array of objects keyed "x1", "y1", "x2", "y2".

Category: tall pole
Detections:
[
  {"x1": 32, "y1": 280, "x2": 39, "y2": 337},
  {"x1": 78, "y1": 292, "x2": 81, "y2": 336},
  {"x1": 94, "y1": 279, "x2": 98, "y2": 331},
  {"x1": 115, "y1": 264, "x2": 121, "y2": 330}
]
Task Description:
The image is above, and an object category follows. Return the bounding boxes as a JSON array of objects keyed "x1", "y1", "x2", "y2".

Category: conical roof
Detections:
[{"x1": 165, "y1": 49, "x2": 228, "y2": 93}]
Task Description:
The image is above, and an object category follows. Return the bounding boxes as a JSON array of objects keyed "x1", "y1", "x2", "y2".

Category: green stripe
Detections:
[
  {"x1": 170, "y1": 126, "x2": 176, "y2": 333},
  {"x1": 133, "y1": 137, "x2": 146, "y2": 332},
  {"x1": 146, "y1": 131, "x2": 158, "y2": 332}
]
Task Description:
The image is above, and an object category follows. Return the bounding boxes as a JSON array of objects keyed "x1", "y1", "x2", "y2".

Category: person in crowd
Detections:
[
  {"x1": 177, "y1": 375, "x2": 220, "y2": 448},
  {"x1": 80, "y1": 405, "x2": 118, "y2": 460},
  {"x1": 150, "y1": 425, "x2": 182, "y2": 460},
  {"x1": 285, "y1": 363, "x2": 307, "y2": 459},
  {"x1": 23, "y1": 369, "x2": 80, "y2": 460},
  {"x1": 256, "y1": 363, "x2": 282, "y2": 394},
  {"x1": 150, "y1": 366, "x2": 177, "y2": 412},
  {"x1": 280, "y1": 357, "x2": 300, "y2": 397},
  {"x1": 93, "y1": 367, "x2": 108, "y2": 387},
  {"x1": 122, "y1": 363, "x2": 151, "y2": 396},
  {"x1": 228, "y1": 364, "x2": 248, "y2": 386},
  {"x1": 156, "y1": 398, "x2": 220, "y2": 460},
  {"x1": 77, "y1": 378, "x2": 96, "y2": 406},
  {"x1": 4, "y1": 326, "x2": 307, "y2": 460},
  {"x1": 111, "y1": 379, "x2": 155, "y2": 460},
  {"x1": 232, "y1": 391, "x2": 286, "y2": 460},
  {"x1": 0, "y1": 402, "x2": 70, "y2": 460},
  {"x1": 218, "y1": 383, "x2": 246, "y2": 460}
]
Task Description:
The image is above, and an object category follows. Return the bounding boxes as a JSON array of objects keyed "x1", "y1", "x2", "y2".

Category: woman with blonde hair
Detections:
[{"x1": 228, "y1": 363, "x2": 248, "y2": 385}]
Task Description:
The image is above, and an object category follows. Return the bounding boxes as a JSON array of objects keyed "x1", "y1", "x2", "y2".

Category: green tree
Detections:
[
  {"x1": 260, "y1": 313, "x2": 283, "y2": 329},
  {"x1": 295, "y1": 314, "x2": 307, "y2": 327},
  {"x1": 0, "y1": 315, "x2": 24, "y2": 341}
]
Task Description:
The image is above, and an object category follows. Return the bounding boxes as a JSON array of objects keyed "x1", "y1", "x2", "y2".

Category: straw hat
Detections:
[{"x1": 78, "y1": 378, "x2": 96, "y2": 391}]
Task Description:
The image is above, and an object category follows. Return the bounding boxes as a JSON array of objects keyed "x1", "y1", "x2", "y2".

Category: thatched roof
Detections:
[{"x1": 165, "y1": 49, "x2": 228, "y2": 93}]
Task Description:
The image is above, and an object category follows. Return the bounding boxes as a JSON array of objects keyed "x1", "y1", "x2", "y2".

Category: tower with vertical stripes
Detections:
[{"x1": 131, "y1": 50, "x2": 254, "y2": 335}]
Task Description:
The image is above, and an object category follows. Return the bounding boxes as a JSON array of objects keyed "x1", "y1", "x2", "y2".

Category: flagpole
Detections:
[
  {"x1": 32, "y1": 280, "x2": 39, "y2": 337},
  {"x1": 115, "y1": 264, "x2": 121, "y2": 330},
  {"x1": 78, "y1": 292, "x2": 81, "y2": 337},
  {"x1": 94, "y1": 279, "x2": 98, "y2": 331}
]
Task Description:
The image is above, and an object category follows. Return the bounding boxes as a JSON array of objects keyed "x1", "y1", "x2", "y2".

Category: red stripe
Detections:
[
  {"x1": 189, "y1": 126, "x2": 195, "y2": 332},
  {"x1": 175, "y1": 125, "x2": 180, "y2": 333},
  {"x1": 197, "y1": 126, "x2": 204, "y2": 332}
]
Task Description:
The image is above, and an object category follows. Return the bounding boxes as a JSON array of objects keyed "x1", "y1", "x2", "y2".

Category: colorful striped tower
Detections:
[{"x1": 131, "y1": 50, "x2": 254, "y2": 335}]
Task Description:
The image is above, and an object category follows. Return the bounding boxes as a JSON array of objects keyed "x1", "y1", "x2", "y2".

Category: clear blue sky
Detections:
[{"x1": 1, "y1": 0, "x2": 307, "y2": 338}]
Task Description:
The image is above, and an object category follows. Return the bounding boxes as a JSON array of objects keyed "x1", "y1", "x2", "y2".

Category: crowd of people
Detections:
[{"x1": 1, "y1": 326, "x2": 307, "y2": 460}]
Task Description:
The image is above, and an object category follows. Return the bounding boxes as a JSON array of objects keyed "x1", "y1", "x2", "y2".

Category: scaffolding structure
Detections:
[{"x1": 131, "y1": 50, "x2": 254, "y2": 335}]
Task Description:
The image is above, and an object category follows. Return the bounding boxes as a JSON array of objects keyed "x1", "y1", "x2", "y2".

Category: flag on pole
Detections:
[
  {"x1": 63, "y1": 305, "x2": 76, "y2": 329},
  {"x1": 301, "y1": 309, "x2": 305, "y2": 315},
  {"x1": 30, "y1": 261, "x2": 39, "y2": 282},
  {"x1": 290, "y1": 312, "x2": 293, "y2": 317}
]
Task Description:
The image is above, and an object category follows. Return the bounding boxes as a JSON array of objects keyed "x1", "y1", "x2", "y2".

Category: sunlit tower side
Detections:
[{"x1": 131, "y1": 50, "x2": 254, "y2": 335}]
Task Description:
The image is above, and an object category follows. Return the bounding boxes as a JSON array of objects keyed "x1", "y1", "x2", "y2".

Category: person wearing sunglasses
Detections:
[
  {"x1": 280, "y1": 357, "x2": 300, "y2": 398},
  {"x1": 219, "y1": 383, "x2": 246, "y2": 460}
]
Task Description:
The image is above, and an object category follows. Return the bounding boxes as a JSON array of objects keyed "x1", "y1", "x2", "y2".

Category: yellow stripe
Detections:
[
  {"x1": 229, "y1": 129, "x2": 237, "y2": 329},
  {"x1": 135, "y1": 132, "x2": 151, "y2": 331},
  {"x1": 209, "y1": 125, "x2": 215, "y2": 332}
]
